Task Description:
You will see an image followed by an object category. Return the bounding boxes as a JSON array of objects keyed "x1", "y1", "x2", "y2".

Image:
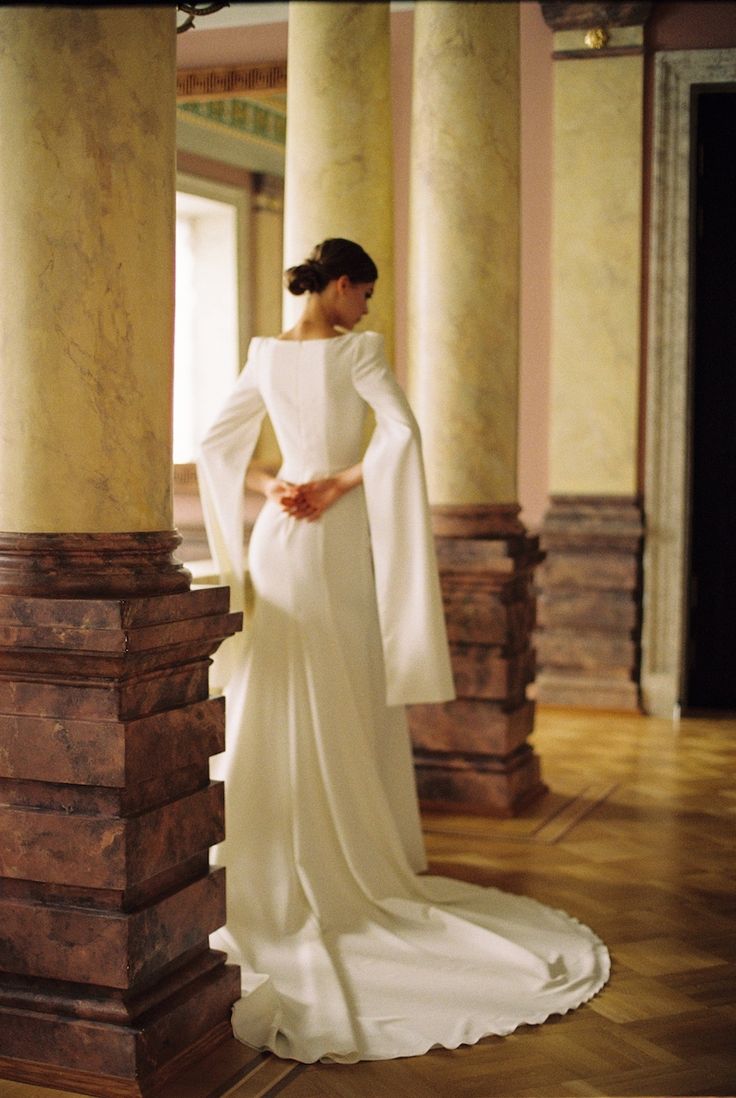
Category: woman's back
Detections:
[{"x1": 254, "y1": 332, "x2": 371, "y2": 483}]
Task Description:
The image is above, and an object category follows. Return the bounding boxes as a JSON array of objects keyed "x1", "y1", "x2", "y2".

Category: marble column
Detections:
[
  {"x1": 0, "y1": 12, "x2": 174, "y2": 536},
  {"x1": 0, "y1": 10, "x2": 241, "y2": 1095},
  {"x1": 535, "y1": 4, "x2": 649, "y2": 711},
  {"x1": 283, "y1": 1, "x2": 394, "y2": 352},
  {"x1": 407, "y1": 2, "x2": 545, "y2": 816}
]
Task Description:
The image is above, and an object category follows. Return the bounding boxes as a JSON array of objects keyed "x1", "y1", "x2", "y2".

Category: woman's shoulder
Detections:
[
  {"x1": 352, "y1": 330, "x2": 383, "y2": 346},
  {"x1": 248, "y1": 331, "x2": 384, "y2": 368},
  {"x1": 244, "y1": 335, "x2": 278, "y2": 368},
  {"x1": 252, "y1": 331, "x2": 382, "y2": 346},
  {"x1": 346, "y1": 330, "x2": 387, "y2": 376},
  {"x1": 244, "y1": 335, "x2": 266, "y2": 360},
  {"x1": 247, "y1": 336, "x2": 269, "y2": 351},
  {"x1": 340, "y1": 329, "x2": 384, "y2": 359}
]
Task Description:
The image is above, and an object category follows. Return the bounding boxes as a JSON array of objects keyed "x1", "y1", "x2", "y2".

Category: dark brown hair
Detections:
[{"x1": 284, "y1": 238, "x2": 378, "y2": 296}]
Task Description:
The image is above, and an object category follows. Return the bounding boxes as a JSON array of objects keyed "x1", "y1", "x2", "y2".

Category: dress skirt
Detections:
[{"x1": 200, "y1": 331, "x2": 610, "y2": 1064}]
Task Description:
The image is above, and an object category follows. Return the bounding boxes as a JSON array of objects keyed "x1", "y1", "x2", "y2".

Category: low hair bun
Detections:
[
  {"x1": 284, "y1": 259, "x2": 327, "y2": 296},
  {"x1": 283, "y1": 239, "x2": 378, "y2": 296}
]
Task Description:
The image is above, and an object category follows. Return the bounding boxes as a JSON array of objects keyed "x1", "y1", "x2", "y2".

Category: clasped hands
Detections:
[
  {"x1": 267, "y1": 475, "x2": 345, "y2": 523},
  {"x1": 247, "y1": 462, "x2": 362, "y2": 522}
]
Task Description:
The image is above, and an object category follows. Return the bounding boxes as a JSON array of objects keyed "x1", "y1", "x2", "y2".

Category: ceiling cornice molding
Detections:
[
  {"x1": 177, "y1": 61, "x2": 286, "y2": 101},
  {"x1": 540, "y1": 2, "x2": 652, "y2": 31}
]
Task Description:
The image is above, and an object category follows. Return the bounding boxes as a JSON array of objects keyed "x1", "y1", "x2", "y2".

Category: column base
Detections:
[
  {"x1": 0, "y1": 530, "x2": 191, "y2": 596},
  {"x1": 535, "y1": 674, "x2": 640, "y2": 710},
  {"x1": 0, "y1": 953, "x2": 240, "y2": 1098},
  {"x1": 412, "y1": 741, "x2": 545, "y2": 817},
  {"x1": 0, "y1": 534, "x2": 242, "y2": 1095},
  {"x1": 408, "y1": 505, "x2": 546, "y2": 816},
  {"x1": 536, "y1": 496, "x2": 644, "y2": 710}
]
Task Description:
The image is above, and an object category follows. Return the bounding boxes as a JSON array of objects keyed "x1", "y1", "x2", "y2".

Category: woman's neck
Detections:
[{"x1": 279, "y1": 291, "x2": 343, "y2": 341}]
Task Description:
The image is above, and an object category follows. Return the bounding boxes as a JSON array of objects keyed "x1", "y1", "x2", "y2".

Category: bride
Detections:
[{"x1": 196, "y1": 238, "x2": 609, "y2": 1064}]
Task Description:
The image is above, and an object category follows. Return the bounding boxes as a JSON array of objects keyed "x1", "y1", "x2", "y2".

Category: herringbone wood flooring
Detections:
[{"x1": 4, "y1": 708, "x2": 735, "y2": 1098}]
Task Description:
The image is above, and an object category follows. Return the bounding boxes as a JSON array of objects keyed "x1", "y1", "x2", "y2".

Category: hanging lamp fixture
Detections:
[{"x1": 177, "y1": 2, "x2": 230, "y2": 34}]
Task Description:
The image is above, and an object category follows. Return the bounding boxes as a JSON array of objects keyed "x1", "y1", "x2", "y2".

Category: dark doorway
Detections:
[{"x1": 685, "y1": 87, "x2": 736, "y2": 712}]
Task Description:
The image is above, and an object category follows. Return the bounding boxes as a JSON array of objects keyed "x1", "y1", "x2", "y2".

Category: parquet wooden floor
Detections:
[{"x1": 4, "y1": 707, "x2": 735, "y2": 1098}]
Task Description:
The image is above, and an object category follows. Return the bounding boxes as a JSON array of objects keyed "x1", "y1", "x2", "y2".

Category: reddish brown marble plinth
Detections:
[
  {"x1": 536, "y1": 496, "x2": 644, "y2": 710},
  {"x1": 0, "y1": 564, "x2": 243, "y2": 1097},
  {"x1": 408, "y1": 505, "x2": 546, "y2": 816},
  {"x1": 0, "y1": 531, "x2": 191, "y2": 597}
]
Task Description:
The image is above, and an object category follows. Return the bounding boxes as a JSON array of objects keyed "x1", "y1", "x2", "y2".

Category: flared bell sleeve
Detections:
[
  {"x1": 196, "y1": 340, "x2": 267, "y2": 617},
  {"x1": 351, "y1": 332, "x2": 456, "y2": 706}
]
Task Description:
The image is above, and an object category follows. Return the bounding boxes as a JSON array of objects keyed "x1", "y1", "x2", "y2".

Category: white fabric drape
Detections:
[
  {"x1": 198, "y1": 331, "x2": 455, "y2": 704},
  {"x1": 195, "y1": 332, "x2": 609, "y2": 1064}
]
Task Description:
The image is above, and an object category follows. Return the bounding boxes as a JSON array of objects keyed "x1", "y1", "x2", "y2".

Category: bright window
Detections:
[{"x1": 174, "y1": 185, "x2": 246, "y2": 462}]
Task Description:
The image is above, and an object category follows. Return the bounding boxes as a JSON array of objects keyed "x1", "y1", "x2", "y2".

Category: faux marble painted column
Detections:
[
  {"x1": 409, "y1": 1, "x2": 519, "y2": 508},
  {"x1": 0, "y1": 7, "x2": 174, "y2": 536},
  {"x1": 535, "y1": 9, "x2": 648, "y2": 712},
  {"x1": 548, "y1": 30, "x2": 643, "y2": 499},
  {"x1": 407, "y1": 2, "x2": 545, "y2": 816},
  {"x1": 283, "y1": 1, "x2": 394, "y2": 352},
  {"x1": 0, "y1": 10, "x2": 243, "y2": 1094}
]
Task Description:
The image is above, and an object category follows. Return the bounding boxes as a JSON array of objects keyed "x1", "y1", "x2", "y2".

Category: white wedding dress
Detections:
[{"x1": 197, "y1": 331, "x2": 609, "y2": 1064}]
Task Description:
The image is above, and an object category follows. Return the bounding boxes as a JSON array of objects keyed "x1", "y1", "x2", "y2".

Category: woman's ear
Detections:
[{"x1": 335, "y1": 274, "x2": 351, "y2": 294}]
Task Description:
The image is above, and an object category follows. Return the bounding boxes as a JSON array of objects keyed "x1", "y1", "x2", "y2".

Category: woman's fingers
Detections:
[
  {"x1": 277, "y1": 477, "x2": 339, "y2": 521},
  {"x1": 280, "y1": 487, "x2": 315, "y2": 518}
]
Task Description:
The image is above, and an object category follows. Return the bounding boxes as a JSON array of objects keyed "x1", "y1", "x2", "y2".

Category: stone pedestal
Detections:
[
  {"x1": 0, "y1": 536, "x2": 242, "y2": 1097},
  {"x1": 537, "y1": 5, "x2": 649, "y2": 712},
  {"x1": 0, "y1": 12, "x2": 246, "y2": 1092},
  {"x1": 406, "y1": 6, "x2": 545, "y2": 814},
  {"x1": 409, "y1": 508, "x2": 546, "y2": 816},
  {"x1": 536, "y1": 496, "x2": 643, "y2": 710}
]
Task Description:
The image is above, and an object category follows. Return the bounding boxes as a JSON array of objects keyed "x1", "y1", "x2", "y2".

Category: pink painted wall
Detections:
[
  {"x1": 176, "y1": 20, "x2": 287, "y2": 67},
  {"x1": 518, "y1": 3, "x2": 553, "y2": 532},
  {"x1": 647, "y1": 1, "x2": 736, "y2": 49}
]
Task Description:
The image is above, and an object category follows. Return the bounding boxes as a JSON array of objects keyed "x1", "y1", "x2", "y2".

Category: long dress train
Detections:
[{"x1": 197, "y1": 331, "x2": 609, "y2": 1064}]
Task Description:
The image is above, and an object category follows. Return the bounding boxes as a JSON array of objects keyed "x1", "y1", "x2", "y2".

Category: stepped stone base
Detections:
[
  {"x1": 0, "y1": 532, "x2": 243, "y2": 1097},
  {"x1": 535, "y1": 496, "x2": 644, "y2": 711},
  {"x1": 408, "y1": 505, "x2": 547, "y2": 816}
]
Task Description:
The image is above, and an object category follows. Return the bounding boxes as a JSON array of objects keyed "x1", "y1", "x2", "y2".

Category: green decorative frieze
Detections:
[{"x1": 178, "y1": 98, "x2": 286, "y2": 147}]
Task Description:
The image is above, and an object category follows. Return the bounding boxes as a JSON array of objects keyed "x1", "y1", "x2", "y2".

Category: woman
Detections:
[{"x1": 197, "y1": 239, "x2": 609, "y2": 1064}]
